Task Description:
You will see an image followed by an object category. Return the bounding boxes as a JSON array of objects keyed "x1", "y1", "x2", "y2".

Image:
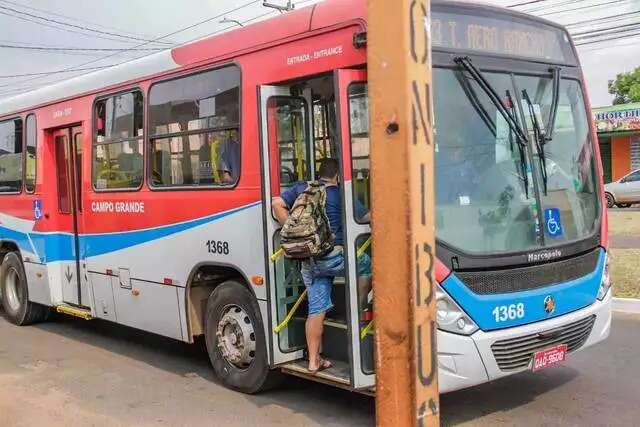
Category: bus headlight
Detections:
[
  {"x1": 436, "y1": 284, "x2": 478, "y2": 335},
  {"x1": 597, "y1": 254, "x2": 611, "y2": 301}
]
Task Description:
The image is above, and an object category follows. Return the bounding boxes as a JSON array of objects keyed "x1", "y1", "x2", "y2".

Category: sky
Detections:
[{"x1": 0, "y1": 0, "x2": 638, "y2": 106}]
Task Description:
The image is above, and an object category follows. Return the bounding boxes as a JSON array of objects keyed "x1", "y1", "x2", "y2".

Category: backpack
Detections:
[{"x1": 280, "y1": 181, "x2": 334, "y2": 259}]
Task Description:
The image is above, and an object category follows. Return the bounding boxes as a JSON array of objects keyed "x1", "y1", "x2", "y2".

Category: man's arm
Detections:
[{"x1": 272, "y1": 197, "x2": 290, "y2": 225}]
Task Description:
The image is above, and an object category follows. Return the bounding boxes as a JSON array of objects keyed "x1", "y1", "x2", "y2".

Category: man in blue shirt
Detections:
[{"x1": 272, "y1": 158, "x2": 371, "y2": 373}]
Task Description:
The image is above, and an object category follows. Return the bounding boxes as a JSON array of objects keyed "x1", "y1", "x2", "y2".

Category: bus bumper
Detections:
[{"x1": 438, "y1": 291, "x2": 612, "y2": 393}]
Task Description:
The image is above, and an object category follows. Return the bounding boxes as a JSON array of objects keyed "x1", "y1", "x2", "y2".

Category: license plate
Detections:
[{"x1": 532, "y1": 344, "x2": 567, "y2": 372}]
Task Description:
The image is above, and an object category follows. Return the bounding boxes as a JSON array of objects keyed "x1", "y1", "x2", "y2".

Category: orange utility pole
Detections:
[{"x1": 368, "y1": 0, "x2": 439, "y2": 426}]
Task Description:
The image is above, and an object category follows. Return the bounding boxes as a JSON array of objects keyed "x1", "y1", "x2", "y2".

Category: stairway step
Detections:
[{"x1": 56, "y1": 304, "x2": 92, "y2": 320}]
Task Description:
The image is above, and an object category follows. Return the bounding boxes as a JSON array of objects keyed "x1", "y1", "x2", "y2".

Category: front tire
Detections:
[
  {"x1": 0, "y1": 252, "x2": 48, "y2": 325},
  {"x1": 204, "y1": 280, "x2": 279, "y2": 394},
  {"x1": 617, "y1": 203, "x2": 632, "y2": 208}
]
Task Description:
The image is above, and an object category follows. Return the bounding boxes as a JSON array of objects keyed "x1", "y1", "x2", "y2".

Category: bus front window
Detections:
[
  {"x1": 434, "y1": 68, "x2": 540, "y2": 254},
  {"x1": 515, "y1": 76, "x2": 599, "y2": 245}
]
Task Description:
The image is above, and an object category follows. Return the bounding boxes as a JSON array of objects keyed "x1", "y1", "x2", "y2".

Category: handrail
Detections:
[
  {"x1": 273, "y1": 289, "x2": 307, "y2": 334},
  {"x1": 360, "y1": 319, "x2": 374, "y2": 340}
]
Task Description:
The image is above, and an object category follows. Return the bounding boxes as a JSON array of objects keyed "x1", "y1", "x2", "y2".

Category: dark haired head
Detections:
[{"x1": 318, "y1": 158, "x2": 339, "y2": 180}]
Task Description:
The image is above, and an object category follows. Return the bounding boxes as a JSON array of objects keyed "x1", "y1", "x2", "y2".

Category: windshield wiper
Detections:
[
  {"x1": 453, "y1": 56, "x2": 530, "y2": 198},
  {"x1": 545, "y1": 67, "x2": 561, "y2": 143},
  {"x1": 522, "y1": 89, "x2": 548, "y2": 195}
]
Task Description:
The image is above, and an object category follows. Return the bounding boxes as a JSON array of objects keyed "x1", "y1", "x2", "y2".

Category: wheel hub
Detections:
[
  {"x1": 216, "y1": 305, "x2": 256, "y2": 369},
  {"x1": 4, "y1": 267, "x2": 22, "y2": 312}
]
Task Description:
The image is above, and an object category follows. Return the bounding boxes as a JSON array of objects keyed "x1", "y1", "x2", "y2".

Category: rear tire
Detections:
[
  {"x1": 617, "y1": 203, "x2": 632, "y2": 208},
  {"x1": 0, "y1": 252, "x2": 48, "y2": 325},
  {"x1": 204, "y1": 280, "x2": 281, "y2": 394},
  {"x1": 605, "y1": 193, "x2": 615, "y2": 209}
]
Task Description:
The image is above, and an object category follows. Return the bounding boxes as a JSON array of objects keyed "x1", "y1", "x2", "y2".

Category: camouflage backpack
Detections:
[{"x1": 280, "y1": 182, "x2": 334, "y2": 259}]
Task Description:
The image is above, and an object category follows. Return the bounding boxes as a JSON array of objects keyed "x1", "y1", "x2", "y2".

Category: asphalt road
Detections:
[{"x1": 0, "y1": 309, "x2": 638, "y2": 426}]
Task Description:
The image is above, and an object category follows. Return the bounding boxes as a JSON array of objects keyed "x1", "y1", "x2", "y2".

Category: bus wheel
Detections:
[
  {"x1": 0, "y1": 252, "x2": 48, "y2": 325},
  {"x1": 204, "y1": 280, "x2": 278, "y2": 394}
]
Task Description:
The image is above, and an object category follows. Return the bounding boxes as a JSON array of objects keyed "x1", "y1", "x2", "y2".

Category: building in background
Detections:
[{"x1": 594, "y1": 103, "x2": 640, "y2": 183}]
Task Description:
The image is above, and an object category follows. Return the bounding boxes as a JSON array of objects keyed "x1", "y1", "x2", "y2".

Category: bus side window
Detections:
[
  {"x1": 348, "y1": 83, "x2": 370, "y2": 222},
  {"x1": 92, "y1": 91, "x2": 144, "y2": 190},
  {"x1": 24, "y1": 114, "x2": 36, "y2": 193},
  {"x1": 267, "y1": 96, "x2": 311, "y2": 193},
  {"x1": 0, "y1": 118, "x2": 23, "y2": 193},
  {"x1": 148, "y1": 66, "x2": 241, "y2": 188}
]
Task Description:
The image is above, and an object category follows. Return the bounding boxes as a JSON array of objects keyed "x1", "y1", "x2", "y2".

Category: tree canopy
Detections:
[{"x1": 608, "y1": 67, "x2": 640, "y2": 105}]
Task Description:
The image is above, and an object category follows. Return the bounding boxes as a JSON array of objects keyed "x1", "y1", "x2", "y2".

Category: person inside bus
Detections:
[
  {"x1": 197, "y1": 132, "x2": 240, "y2": 185},
  {"x1": 272, "y1": 158, "x2": 371, "y2": 373}
]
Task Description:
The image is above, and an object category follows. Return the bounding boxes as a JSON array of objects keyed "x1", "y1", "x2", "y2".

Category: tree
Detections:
[{"x1": 608, "y1": 67, "x2": 640, "y2": 105}]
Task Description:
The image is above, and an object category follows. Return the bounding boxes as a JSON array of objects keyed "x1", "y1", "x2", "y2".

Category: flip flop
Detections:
[{"x1": 309, "y1": 357, "x2": 333, "y2": 374}]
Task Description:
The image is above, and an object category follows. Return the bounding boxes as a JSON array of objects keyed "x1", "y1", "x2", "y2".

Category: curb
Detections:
[{"x1": 613, "y1": 297, "x2": 640, "y2": 314}]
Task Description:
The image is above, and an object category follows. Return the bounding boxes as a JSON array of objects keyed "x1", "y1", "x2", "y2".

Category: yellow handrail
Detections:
[
  {"x1": 271, "y1": 247, "x2": 284, "y2": 262},
  {"x1": 360, "y1": 319, "x2": 374, "y2": 340},
  {"x1": 273, "y1": 289, "x2": 307, "y2": 334},
  {"x1": 356, "y1": 236, "x2": 372, "y2": 259}
]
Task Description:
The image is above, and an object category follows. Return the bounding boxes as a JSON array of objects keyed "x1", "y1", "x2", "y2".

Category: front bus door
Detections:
[
  {"x1": 52, "y1": 126, "x2": 87, "y2": 307},
  {"x1": 259, "y1": 85, "x2": 315, "y2": 365},
  {"x1": 335, "y1": 69, "x2": 375, "y2": 389}
]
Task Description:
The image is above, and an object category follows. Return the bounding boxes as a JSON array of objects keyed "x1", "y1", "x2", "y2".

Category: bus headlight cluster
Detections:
[
  {"x1": 436, "y1": 284, "x2": 478, "y2": 335},
  {"x1": 597, "y1": 253, "x2": 611, "y2": 301}
]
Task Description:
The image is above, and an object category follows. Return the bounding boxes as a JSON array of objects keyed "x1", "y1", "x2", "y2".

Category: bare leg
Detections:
[
  {"x1": 358, "y1": 276, "x2": 372, "y2": 311},
  {"x1": 306, "y1": 312, "x2": 326, "y2": 371}
]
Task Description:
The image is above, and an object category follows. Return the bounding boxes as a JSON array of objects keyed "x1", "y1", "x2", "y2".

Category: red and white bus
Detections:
[{"x1": 0, "y1": 0, "x2": 611, "y2": 394}]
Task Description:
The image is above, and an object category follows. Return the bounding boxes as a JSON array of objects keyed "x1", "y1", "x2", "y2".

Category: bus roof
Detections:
[{"x1": 0, "y1": 0, "x2": 567, "y2": 118}]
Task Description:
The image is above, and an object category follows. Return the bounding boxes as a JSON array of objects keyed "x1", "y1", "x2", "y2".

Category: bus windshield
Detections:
[{"x1": 434, "y1": 67, "x2": 599, "y2": 255}]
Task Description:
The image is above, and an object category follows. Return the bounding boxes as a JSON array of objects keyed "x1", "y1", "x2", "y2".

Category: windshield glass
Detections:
[
  {"x1": 516, "y1": 76, "x2": 599, "y2": 244},
  {"x1": 434, "y1": 68, "x2": 540, "y2": 254},
  {"x1": 434, "y1": 68, "x2": 598, "y2": 255}
]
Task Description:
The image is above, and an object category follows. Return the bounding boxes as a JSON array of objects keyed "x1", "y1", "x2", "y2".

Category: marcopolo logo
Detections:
[{"x1": 527, "y1": 249, "x2": 562, "y2": 263}]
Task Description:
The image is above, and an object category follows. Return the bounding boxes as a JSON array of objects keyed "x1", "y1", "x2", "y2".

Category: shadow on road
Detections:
[
  {"x1": 440, "y1": 365, "x2": 579, "y2": 426},
  {"x1": 28, "y1": 312, "x2": 376, "y2": 426},
  {"x1": 8, "y1": 310, "x2": 585, "y2": 426}
]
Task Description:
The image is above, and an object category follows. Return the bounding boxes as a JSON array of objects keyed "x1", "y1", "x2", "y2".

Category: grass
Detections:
[
  {"x1": 608, "y1": 210, "x2": 640, "y2": 236},
  {"x1": 609, "y1": 248, "x2": 640, "y2": 299}
]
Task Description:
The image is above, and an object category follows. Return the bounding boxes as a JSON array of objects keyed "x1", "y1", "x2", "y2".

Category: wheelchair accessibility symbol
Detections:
[
  {"x1": 33, "y1": 200, "x2": 43, "y2": 220},
  {"x1": 545, "y1": 208, "x2": 563, "y2": 237}
]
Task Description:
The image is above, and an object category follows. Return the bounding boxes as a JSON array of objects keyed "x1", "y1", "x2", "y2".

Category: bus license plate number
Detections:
[{"x1": 532, "y1": 344, "x2": 567, "y2": 372}]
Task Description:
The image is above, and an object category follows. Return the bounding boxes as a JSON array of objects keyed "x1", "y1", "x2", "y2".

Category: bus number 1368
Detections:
[{"x1": 492, "y1": 303, "x2": 525, "y2": 322}]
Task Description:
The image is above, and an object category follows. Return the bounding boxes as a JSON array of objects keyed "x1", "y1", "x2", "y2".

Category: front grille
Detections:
[
  {"x1": 456, "y1": 249, "x2": 600, "y2": 295},
  {"x1": 491, "y1": 315, "x2": 596, "y2": 371}
]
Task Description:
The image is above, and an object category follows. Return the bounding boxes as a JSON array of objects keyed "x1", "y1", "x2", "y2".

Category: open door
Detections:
[
  {"x1": 259, "y1": 85, "x2": 314, "y2": 365},
  {"x1": 52, "y1": 126, "x2": 87, "y2": 307},
  {"x1": 335, "y1": 69, "x2": 375, "y2": 389}
]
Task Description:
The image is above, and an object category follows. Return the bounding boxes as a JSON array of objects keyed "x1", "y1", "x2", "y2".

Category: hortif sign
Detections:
[{"x1": 594, "y1": 103, "x2": 640, "y2": 133}]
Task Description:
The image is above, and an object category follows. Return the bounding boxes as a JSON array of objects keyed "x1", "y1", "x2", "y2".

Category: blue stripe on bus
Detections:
[
  {"x1": 440, "y1": 249, "x2": 605, "y2": 331},
  {"x1": 0, "y1": 202, "x2": 259, "y2": 263}
]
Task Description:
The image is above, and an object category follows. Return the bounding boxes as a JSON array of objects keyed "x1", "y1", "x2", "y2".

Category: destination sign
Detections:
[{"x1": 431, "y1": 10, "x2": 574, "y2": 63}]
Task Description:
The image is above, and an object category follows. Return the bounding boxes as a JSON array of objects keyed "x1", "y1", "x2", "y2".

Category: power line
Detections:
[
  {"x1": 575, "y1": 31, "x2": 640, "y2": 45},
  {"x1": 0, "y1": 44, "x2": 165, "y2": 52},
  {"x1": 0, "y1": 10, "x2": 153, "y2": 45},
  {"x1": 0, "y1": 66, "x2": 112, "y2": 79},
  {"x1": 0, "y1": 4, "x2": 172, "y2": 45},
  {"x1": 572, "y1": 22, "x2": 640, "y2": 38},
  {"x1": 521, "y1": 0, "x2": 585, "y2": 13},
  {"x1": 565, "y1": 10, "x2": 640, "y2": 28},
  {"x1": 538, "y1": 0, "x2": 632, "y2": 16},
  {"x1": 508, "y1": 0, "x2": 550, "y2": 7},
  {"x1": 0, "y1": 0, "x2": 264, "y2": 93},
  {"x1": 0, "y1": 0, "x2": 176, "y2": 45},
  {"x1": 0, "y1": 0, "x2": 315, "y2": 97}
]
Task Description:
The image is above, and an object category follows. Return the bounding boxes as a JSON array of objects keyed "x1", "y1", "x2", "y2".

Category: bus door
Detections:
[
  {"x1": 335, "y1": 69, "x2": 375, "y2": 388},
  {"x1": 259, "y1": 85, "x2": 314, "y2": 365},
  {"x1": 52, "y1": 126, "x2": 87, "y2": 307}
]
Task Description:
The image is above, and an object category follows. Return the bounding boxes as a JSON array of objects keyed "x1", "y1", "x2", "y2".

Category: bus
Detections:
[{"x1": 0, "y1": 0, "x2": 611, "y2": 395}]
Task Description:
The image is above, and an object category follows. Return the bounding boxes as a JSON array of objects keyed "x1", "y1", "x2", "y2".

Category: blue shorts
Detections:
[{"x1": 301, "y1": 247, "x2": 372, "y2": 316}]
